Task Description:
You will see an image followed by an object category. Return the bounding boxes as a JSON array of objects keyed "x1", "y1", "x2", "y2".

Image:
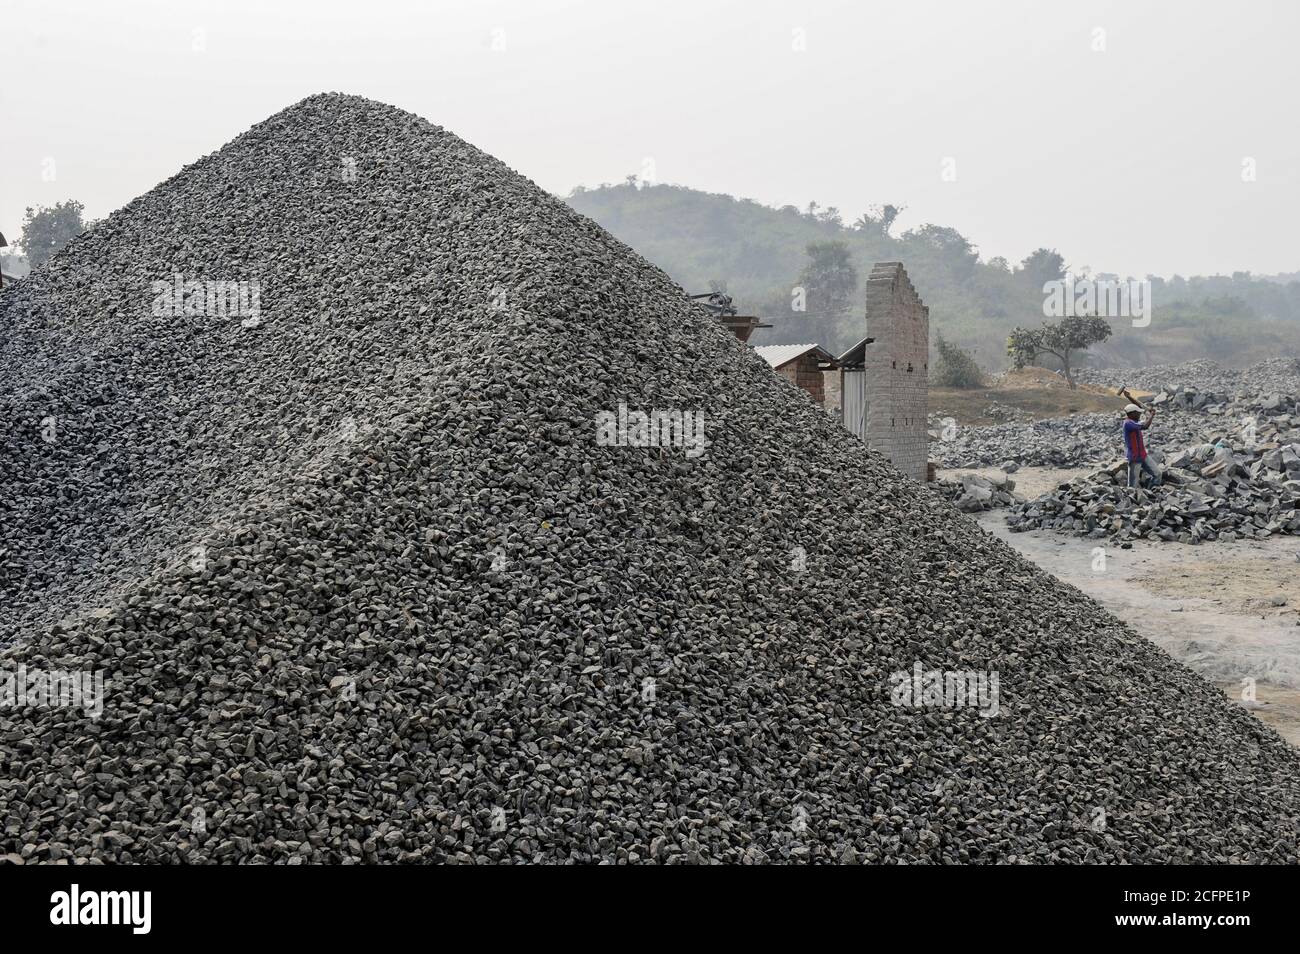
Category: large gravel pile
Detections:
[{"x1": 4, "y1": 95, "x2": 1300, "y2": 864}]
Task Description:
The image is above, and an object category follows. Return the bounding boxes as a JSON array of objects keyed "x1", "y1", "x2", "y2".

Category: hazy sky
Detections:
[{"x1": 4, "y1": 0, "x2": 1297, "y2": 278}]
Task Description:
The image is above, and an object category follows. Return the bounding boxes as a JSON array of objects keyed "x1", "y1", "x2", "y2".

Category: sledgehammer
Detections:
[{"x1": 1118, "y1": 385, "x2": 1146, "y2": 410}]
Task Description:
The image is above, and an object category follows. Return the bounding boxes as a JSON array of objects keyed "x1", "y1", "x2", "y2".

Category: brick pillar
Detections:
[{"x1": 862, "y1": 263, "x2": 929, "y2": 481}]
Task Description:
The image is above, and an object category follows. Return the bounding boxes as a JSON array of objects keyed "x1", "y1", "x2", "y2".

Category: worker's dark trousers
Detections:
[{"x1": 1127, "y1": 458, "x2": 1161, "y2": 489}]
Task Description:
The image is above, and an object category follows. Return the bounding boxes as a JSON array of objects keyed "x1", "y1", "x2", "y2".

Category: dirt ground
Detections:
[
  {"x1": 930, "y1": 368, "x2": 1150, "y2": 426},
  {"x1": 945, "y1": 465, "x2": 1300, "y2": 748},
  {"x1": 954, "y1": 465, "x2": 1084, "y2": 499}
]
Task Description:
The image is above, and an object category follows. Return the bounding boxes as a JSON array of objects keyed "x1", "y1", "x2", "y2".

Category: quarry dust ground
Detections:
[
  {"x1": 954, "y1": 465, "x2": 1084, "y2": 499},
  {"x1": 944, "y1": 465, "x2": 1300, "y2": 749},
  {"x1": 930, "y1": 371, "x2": 1138, "y2": 426}
]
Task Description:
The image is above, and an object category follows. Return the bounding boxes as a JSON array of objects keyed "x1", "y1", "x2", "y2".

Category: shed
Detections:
[
  {"x1": 836, "y1": 334, "x2": 876, "y2": 441},
  {"x1": 754, "y1": 343, "x2": 839, "y2": 406}
]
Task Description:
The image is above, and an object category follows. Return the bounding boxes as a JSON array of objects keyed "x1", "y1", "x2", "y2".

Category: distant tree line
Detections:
[{"x1": 568, "y1": 181, "x2": 1300, "y2": 369}]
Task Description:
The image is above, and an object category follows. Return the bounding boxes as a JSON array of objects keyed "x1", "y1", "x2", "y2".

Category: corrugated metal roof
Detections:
[
  {"x1": 837, "y1": 334, "x2": 876, "y2": 368},
  {"x1": 753, "y1": 343, "x2": 826, "y2": 369}
]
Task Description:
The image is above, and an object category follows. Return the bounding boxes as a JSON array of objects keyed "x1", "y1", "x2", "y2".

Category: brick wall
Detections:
[
  {"x1": 862, "y1": 263, "x2": 929, "y2": 482},
  {"x1": 776, "y1": 354, "x2": 827, "y2": 406}
]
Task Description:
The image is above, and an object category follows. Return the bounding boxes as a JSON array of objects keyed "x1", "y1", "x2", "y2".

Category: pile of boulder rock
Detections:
[
  {"x1": 1006, "y1": 437, "x2": 1300, "y2": 543},
  {"x1": 1077, "y1": 357, "x2": 1300, "y2": 394},
  {"x1": 935, "y1": 358, "x2": 1300, "y2": 472},
  {"x1": 1142, "y1": 382, "x2": 1300, "y2": 421},
  {"x1": 981, "y1": 401, "x2": 1031, "y2": 423},
  {"x1": 931, "y1": 471, "x2": 1021, "y2": 512},
  {"x1": 931, "y1": 411, "x2": 1208, "y2": 469},
  {"x1": 1146, "y1": 384, "x2": 1233, "y2": 413}
]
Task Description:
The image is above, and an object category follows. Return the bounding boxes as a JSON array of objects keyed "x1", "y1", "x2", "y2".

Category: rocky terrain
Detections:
[
  {"x1": 931, "y1": 410, "x2": 1209, "y2": 469},
  {"x1": 1007, "y1": 436, "x2": 1300, "y2": 544},
  {"x1": 1075, "y1": 358, "x2": 1300, "y2": 403},
  {"x1": 977, "y1": 361, "x2": 1300, "y2": 544},
  {"x1": 937, "y1": 359, "x2": 1300, "y2": 472},
  {"x1": 930, "y1": 472, "x2": 1021, "y2": 512}
]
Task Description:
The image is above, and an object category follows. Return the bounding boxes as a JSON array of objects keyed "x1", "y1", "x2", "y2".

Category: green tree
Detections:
[
  {"x1": 17, "y1": 200, "x2": 93, "y2": 268},
  {"x1": 1016, "y1": 248, "x2": 1067, "y2": 288},
  {"x1": 901, "y1": 224, "x2": 978, "y2": 280},
  {"x1": 932, "y1": 333, "x2": 985, "y2": 388},
  {"x1": 817, "y1": 206, "x2": 843, "y2": 228},
  {"x1": 853, "y1": 203, "x2": 905, "y2": 237},
  {"x1": 798, "y1": 240, "x2": 858, "y2": 324},
  {"x1": 1006, "y1": 316, "x2": 1112, "y2": 389}
]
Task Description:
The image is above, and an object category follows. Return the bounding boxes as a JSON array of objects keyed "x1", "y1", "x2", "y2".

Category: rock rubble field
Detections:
[
  {"x1": 1007, "y1": 438, "x2": 1300, "y2": 544},
  {"x1": 932, "y1": 410, "x2": 1208, "y2": 469},
  {"x1": 947, "y1": 360, "x2": 1300, "y2": 545},
  {"x1": 936, "y1": 359, "x2": 1300, "y2": 472}
]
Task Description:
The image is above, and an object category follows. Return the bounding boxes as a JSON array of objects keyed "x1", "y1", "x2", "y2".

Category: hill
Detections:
[{"x1": 567, "y1": 182, "x2": 1300, "y2": 368}]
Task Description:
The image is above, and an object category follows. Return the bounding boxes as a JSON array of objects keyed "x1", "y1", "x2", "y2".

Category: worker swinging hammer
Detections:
[{"x1": 1119, "y1": 386, "x2": 1161, "y2": 489}]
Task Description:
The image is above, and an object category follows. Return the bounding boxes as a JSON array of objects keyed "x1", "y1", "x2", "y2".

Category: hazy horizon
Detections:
[{"x1": 4, "y1": 0, "x2": 1298, "y2": 279}]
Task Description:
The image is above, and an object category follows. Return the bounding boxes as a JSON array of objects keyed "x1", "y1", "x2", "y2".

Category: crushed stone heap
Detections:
[
  {"x1": 1008, "y1": 436, "x2": 1300, "y2": 544},
  {"x1": 2, "y1": 95, "x2": 1300, "y2": 864}
]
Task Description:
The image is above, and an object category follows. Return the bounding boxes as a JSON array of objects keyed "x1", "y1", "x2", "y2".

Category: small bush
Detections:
[{"x1": 932, "y1": 333, "x2": 985, "y2": 389}]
